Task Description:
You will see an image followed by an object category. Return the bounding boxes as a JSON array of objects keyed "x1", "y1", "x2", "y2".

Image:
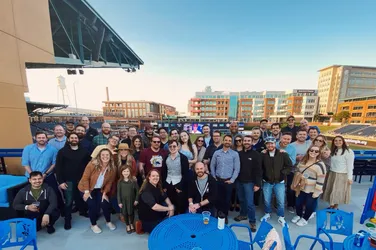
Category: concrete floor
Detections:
[{"x1": 20, "y1": 179, "x2": 374, "y2": 250}]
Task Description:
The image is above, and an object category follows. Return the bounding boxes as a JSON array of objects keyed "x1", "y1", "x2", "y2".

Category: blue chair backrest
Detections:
[
  {"x1": 253, "y1": 219, "x2": 275, "y2": 249},
  {"x1": 316, "y1": 209, "x2": 353, "y2": 236},
  {"x1": 282, "y1": 224, "x2": 294, "y2": 250},
  {"x1": 0, "y1": 218, "x2": 37, "y2": 249}
]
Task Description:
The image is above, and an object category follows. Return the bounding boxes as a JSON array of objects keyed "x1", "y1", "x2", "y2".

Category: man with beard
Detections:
[
  {"x1": 55, "y1": 133, "x2": 91, "y2": 229},
  {"x1": 142, "y1": 125, "x2": 154, "y2": 148},
  {"x1": 188, "y1": 162, "x2": 217, "y2": 214},
  {"x1": 260, "y1": 119, "x2": 271, "y2": 140},
  {"x1": 210, "y1": 135, "x2": 240, "y2": 223},
  {"x1": 163, "y1": 128, "x2": 180, "y2": 150},
  {"x1": 139, "y1": 135, "x2": 168, "y2": 176},
  {"x1": 48, "y1": 125, "x2": 67, "y2": 151},
  {"x1": 92, "y1": 123, "x2": 111, "y2": 147},
  {"x1": 282, "y1": 116, "x2": 299, "y2": 142},
  {"x1": 234, "y1": 135, "x2": 262, "y2": 232},
  {"x1": 65, "y1": 120, "x2": 75, "y2": 138},
  {"x1": 202, "y1": 125, "x2": 214, "y2": 147},
  {"x1": 203, "y1": 130, "x2": 223, "y2": 170},
  {"x1": 119, "y1": 128, "x2": 131, "y2": 146},
  {"x1": 80, "y1": 116, "x2": 98, "y2": 142},
  {"x1": 75, "y1": 125, "x2": 93, "y2": 153},
  {"x1": 270, "y1": 123, "x2": 282, "y2": 142},
  {"x1": 251, "y1": 127, "x2": 265, "y2": 153},
  {"x1": 13, "y1": 171, "x2": 60, "y2": 234}
]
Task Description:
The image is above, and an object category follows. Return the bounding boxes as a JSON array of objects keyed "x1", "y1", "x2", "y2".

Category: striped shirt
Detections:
[
  {"x1": 297, "y1": 161, "x2": 326, "y2": 197},
  {"x1": 210, "y1": 148, "x2": 240, "y2": 183}
]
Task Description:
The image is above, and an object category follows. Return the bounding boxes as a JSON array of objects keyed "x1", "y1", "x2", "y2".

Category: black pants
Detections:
[
  {"x1": 24, "y1": 209, "x2": 60, "y2": 231},
  {"x1": 142, "y1": 220, "x2": 162, "y2": 233},
  {"x1": 231, "y1": 184, "x2": 239, "y2": 208},
  {"x1": 82, "y1": 189, "x2": 112, "y2": 226},
  {"x1": 296, "y1": 192, "x2": 318, "y2": 221},
  {"x1": 216, "y1": 180, "x2": 234, "y2": 216},
  {"x1": 165, "y1": 182, "x2": 186, "y2": 214},
  {"x1": 254, "y1": 189, "x2": 261, "y2": 206},
  {"x1": 286, "y1": 173, "x2": 296, "y2": 208},
  {"x1": 44, "y1": 174, "x2": 64, "y2": 213},
  {"x1": 63, "y1": 181, "x2": 86, "y2": 221}
]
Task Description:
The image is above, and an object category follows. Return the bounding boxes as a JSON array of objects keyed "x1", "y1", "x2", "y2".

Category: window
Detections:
[
  {"x1": 351, "y1": 112, "x2": 362, "y2": 117},
  {"x1": 368, "y1": 105, "x2": 376, "y2": 109},
  {"x1": 366, "y1": 112, "x2": 376, "y2": 117},
  {"x1": 341, "y1": 106, "x2": 350, "y2": 111},
  {"x1": 353, "y1": 106, "x2": 363, "y2": 110}
]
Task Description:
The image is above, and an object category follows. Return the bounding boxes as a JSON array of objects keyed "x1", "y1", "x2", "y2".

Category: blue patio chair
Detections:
[
  {"x1": 282, "y1": 222, "x2": 325, "y2": 250},
  {"x1": 230, "y1": 220, "x2": 277, "y2": 250},
  {"x1": 310, "y1": 209, "x2": 353, "y2": 250},
  {"x1": 0, "y1": 218, "x2": 38, "y2": 250}
]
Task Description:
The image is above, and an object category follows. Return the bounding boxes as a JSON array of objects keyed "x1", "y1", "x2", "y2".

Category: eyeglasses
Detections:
[
  {"x1": 197, "y1": 140, "x2": 204, "y2": 142},
  {"x1": 315, "y1": 139, "x2": 324, "y2": 142},
  {"x1": 288, "y1": 119, "x2": 294, "y2": 122},
  {"x1": 152, "y1": 141, "x2": 161, "y2": 144},
  {"x1": 169, "y1": 145, "x2": 177, "y2": 149},
  {"x1": 309, "y1": 149, "x2": 320, "y2": 153},
  {"x1": 235, "y1": 139, "x2": 242, "y2": 142}
]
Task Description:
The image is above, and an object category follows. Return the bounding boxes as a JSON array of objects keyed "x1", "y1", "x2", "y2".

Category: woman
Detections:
[
  {"x1": 312, "y1": 135, "x2": 331, "y2": 172},
  {"x1": 194, "y1": 136, "x2": 206, "y2": 162},
  {"x1": 131, "y1": 135, "x2": 144, "y2": 187},
  {"x1": 78, "y1": 148, "x2": 117, "y2": 234},
  {"x1": 291, "y1": 146, "x2": 326, "y2": 227},
  {"x1": 231, "y1": 135, "x2": 243, "y2": 212},
  {"x1": 179, "y1": 130, "x2": 198, "y2": 168},
  {"x1": 162, "y1": 140, "x2": 189, "y2": 214},
  {"x1": 138, "y1": 169, "x2": 174, "y2": 233},
  {"x1": 116, "y1": 143, "x2": 137, "y2": 176},
  {"x1": 322, "y1": 136, "x2": 355, "y2": 209},
  {"x1": 233, "y1": 135, "x2": 243, "y2": 152}
]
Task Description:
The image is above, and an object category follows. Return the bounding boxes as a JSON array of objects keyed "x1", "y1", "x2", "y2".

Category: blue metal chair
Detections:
[
  {"x1": 230, "y1": 220, "x2": 277, "y2": 250},
  {"x1": 0, "y1": 218, "x2": 38, "y2": 249},
  {"x1": 310, "y1": 209, "x2": 353, "y2": 250},
  {"x1": 282, "y1": 222, "x2": 325, "y2": 250}
]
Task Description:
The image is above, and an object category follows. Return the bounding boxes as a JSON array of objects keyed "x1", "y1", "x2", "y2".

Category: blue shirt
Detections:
[
  {"x1": 48, "y1": 136, "x2": 67, "y2": 151},
  {"x1": 276, "y1": 143, "x2": 296, "y2": 165},
  {"x1": 210, "y1": 148, "x2": 240, "y2": 183},
  {"x1": 204, "y1": 136, "x2": 211, "y2": 147},
  {"x1": 21, "y1": 144, "x2": 57, "y2": 177}
]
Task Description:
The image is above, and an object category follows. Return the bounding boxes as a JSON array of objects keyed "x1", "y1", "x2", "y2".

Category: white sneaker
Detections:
[
  {"x1": 296, "y1": 218, "x2": 308, "y2": 227},
  {"x1": 291, "y1": 215, "x2": 301, "y2": 224},
  {"x1": 288, "y1": 207, "x2": 295, "y2": 214},
  {"x1": 278, "y1": 216, "x2": 286, "y2": 226},
  {"x1": 91, "y1": 225, "x2": 102, "y2": 234},
  {"x1": 309, "y1": 212, "x2": 316, "y2": 220},
  {"x1": 260, "y1": 213, "x2": 271, "y2": 222},
  {"x1": 106, "y1": 222, "x2": 116, "y2": 231}
]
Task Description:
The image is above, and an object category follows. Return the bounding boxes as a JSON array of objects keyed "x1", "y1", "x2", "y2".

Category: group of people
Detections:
[{"x1": 12, "y1": 115, "x2": 355, "y2": 236}]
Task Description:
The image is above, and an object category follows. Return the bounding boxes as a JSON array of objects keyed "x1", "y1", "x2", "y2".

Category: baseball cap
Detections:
[
  {"x1": 66, "y1": 119, "x2": 74, "y2": 124},
  {"x1": 264, "y1": 136, "x2": 276, "y2": 144}
]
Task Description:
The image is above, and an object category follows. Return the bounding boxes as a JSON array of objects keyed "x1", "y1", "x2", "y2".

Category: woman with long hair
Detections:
[
  {"x1": 116, "y1": 143, "x2": 137, "y2": 176},
  {"x1": 233, "y1": 135, "x2": 244, "y2": 152},
  {"x1": 322, "y1": 136, "x2": 355, "y2": 210},
  {"x1": 179, "y1": 130, "x2": 198, "y2": 168},
  {"x1": 312, "y1": 135, "x2": 331, "y2": 172},
  {"x1": 78, "y1": 148, "x2": 117, "y2": 234},
  {"x1": 131, "y1": 135, "x2": 144, "y2": 187},
  {"x1": 291, "y1": 145, "x2": 326, "y2": 227},
  {"x1": 194, "y1": 136, "x2": 206, "y2": 162},
  {"x1": 138, "y1": 169, "x2": 174, "y2": 233}
]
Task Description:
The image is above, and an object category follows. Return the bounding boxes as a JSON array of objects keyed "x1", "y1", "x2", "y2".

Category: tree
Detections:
[{"x1": 333, "y1": 111, "x2": 351, "y2": 122}]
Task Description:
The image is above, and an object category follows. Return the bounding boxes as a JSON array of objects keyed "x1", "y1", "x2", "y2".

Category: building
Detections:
[
  {"x1": 338, "y1": 95, "x2": 376, "y2": 124},
  {"x1": 317, "y1": 65, "x2": 376, "y2": 115},
  {"x1": 188, "y1": 87, "x2": 318, "y2": 122}
]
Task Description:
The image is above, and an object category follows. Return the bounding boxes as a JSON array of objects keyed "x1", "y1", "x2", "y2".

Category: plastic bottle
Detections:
[{"x1": 217, "y1": 211, "x2": 225, "y2": 230}]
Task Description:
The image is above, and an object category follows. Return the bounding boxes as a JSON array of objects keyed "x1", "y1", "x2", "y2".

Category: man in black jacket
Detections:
[
  {"x1": 188, "y1": 162, "x2": 217, "y2": 214},
  {"x1": 55, "y1": 132, "x2": 91, "y2": 229},
  {"x1": 13, "y1": 171, "x2": 60, "y2": 234},
  {"x1": 234, "y1": 135, "x2": 262, "y2": 232},
  {"x1": 260, "y1": 137, "x2": 292, "y2": 226},
  {"x1": 80, "y1": 116, "x2": 98, "y2": 142}
]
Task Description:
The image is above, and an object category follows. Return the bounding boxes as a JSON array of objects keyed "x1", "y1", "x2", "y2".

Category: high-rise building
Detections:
[
  {"x1": 317, "y1": 65, "x2": 376, "y2": 115},
  {"x1": 188, "y1": 87, "x2": 318, "y2": 122},
  {"x1": 337, "y1": 95, "x2": 376, "y2": 124}
]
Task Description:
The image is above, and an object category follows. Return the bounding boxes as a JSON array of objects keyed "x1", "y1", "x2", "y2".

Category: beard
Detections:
[{"x1": 69, "y1": 142, "x2": 79, "y2": 146}]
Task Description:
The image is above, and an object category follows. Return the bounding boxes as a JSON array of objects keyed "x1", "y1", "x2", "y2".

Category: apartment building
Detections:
[
  {"x1": 188, "y1": 87, "x2": 318, "y2": 122},
  {"x1": 338, "y1": 95, "x2": 376, "y2": 124},
  {"x1": 317, "y1": 65, "x2": 376, "y2": 115}
]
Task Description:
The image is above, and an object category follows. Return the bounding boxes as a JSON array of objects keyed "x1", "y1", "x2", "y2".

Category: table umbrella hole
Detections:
[{"x1": 191, "y1": 234, "x2": 196, "y2": 238}]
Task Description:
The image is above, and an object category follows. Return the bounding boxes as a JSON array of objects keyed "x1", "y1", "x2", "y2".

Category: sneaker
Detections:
[
  {"x1": 309, "y1": 212, "x2": 316, "y2": 220},
  {"x1": 260, "y1": 213, "x2": 271, "y2": 222},
  {"x1": 278, "y1": 216, "x2": 286, "y2": 226},
  {"x1": 288, "y1": 207, "x2": 295, "y2": 214},
  {"x1": 91, "y1": 225, "x2": 102, "y2": 234},
  {"x1": 291, "y1": 216, "x2": 301, "y2": 224},
  {"x1": 250, "y1": 223, "x2": 257, "y2": 233},
  {"x1": 296, "y1": 218, "x2": 308, "y2": 227},
  {"x1": 47, "y1": 225, "x2": 55, "y2": 234},
  {"x1": 234, "y1": 215, "x2": 248, "y2": 222},
  {"x1": 106, "y1": 222, "x2": 116, "y2": 231},
  {"x1": 64, "y1": 220, "x2": 72, "y2": 230}
]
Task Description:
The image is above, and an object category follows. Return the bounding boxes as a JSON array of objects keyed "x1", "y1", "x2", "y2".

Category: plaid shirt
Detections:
[{"x1": 92, "y1": 133, "x2": 109, "y2": 148}]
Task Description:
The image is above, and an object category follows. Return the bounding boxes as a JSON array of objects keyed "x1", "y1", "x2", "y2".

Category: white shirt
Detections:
[
  {"x1": 94, "y1": 167, "x2": 109, "y2": 189},
  {"x1": 330, "y1": 148, "x2": 355, "y2": 180}
]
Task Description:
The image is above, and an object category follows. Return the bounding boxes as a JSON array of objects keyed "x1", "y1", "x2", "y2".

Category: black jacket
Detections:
[
  {"x1": 188, "y1": 174, "x2": 217, "y2": 210},
  {"x1": 13, "y1": 183, "x2": 58, "y2": 215},
  {"x1": 252, "y1": 138, "x2": 265, "y2": 153},
  {"x1": 203, "y1": 136, "x2": 214, "y2": 148},
  {"x1": 85, "y1": 127, "x2": 99, "y2": 142},
  {"x1": 162, "y1": 152, "x2": 189, "y2": 191},
  {"x1": 238, "y1": 149, "x2": 262, "y2": 187},
  {"x1": 261, "y1": 149, "x2": 292, "y2": 184}
]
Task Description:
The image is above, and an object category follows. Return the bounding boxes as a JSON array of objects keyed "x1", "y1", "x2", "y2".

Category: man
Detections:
[
  {"x1": 300, "y1": 119, "x2": 321, "y2": 140},
  {"x1": 92, "y1": 122, "x2": 111, "y2": 147},
  {"x1": 158, "y1": 127, "x2": 169, "y2": 149},
  {"x1": 75, "y1": 124, "x2": 94, "y2": 153},
  {"x1": 91, "y1": 134, "x2": 119, "y2": 158},
  {"x1": 188, "y1": 162, "x2": 217, "y2": 214},
  {"x1": 55, "y1": 133, "x2": 91, "y2": 229},
  {"x1": 281, "y1": 116, "x2": 299, "y2": 142},
  {"x1": 210, "y1": 135, "x2": 240, "y2": 223},
  {"x1": 270, "y1": 123, "x2": 282, "y2": 142},
  {"x1": 276, "y1": 132, "x2": 296, "y2": 166},
  {"x1": 119, "y1": 128, "x2": 131, "y2": 146},
  {"x1": 65, "y1": 120, "x2": 75, "y2": 137},
  {"x1": 13, "y1": 171, "x2": 60, "y2": 234},
  {"x1": 48, "y1": 125, "x2": 67, "y2": 151},
  {"x1": 251, "y1": 127, "x2": 265, "y2": 153},
  {"x1": 128, "y1": 126, "x2": 138, "y2": 142},
  {"x1": 163, "y1": 128, "x2": 180, "y2": 150},
  {"x1": 80, "y1": 116, "x2": 98, "y2": 142},
  {"x1": 260, "y1": 137, "x2": 292, "y2": 226},
  {"x1": 308, "y1": 127, "x2": 319, "y2": 142},
  {"x1": 260, "y1": 119, "x2": 271, "y2": 139},
  {"x1": 142, "y1": 125, "x2": 154, "y2": 148},
  {"x1": 234, "y1": 135, "x2": 262, "y2": 232},
  {"x1": 202, "y1": 125, "x2": 214, "y2": 147},
  {"x1": 229, "y1": 122, "x2": 242, "y2": 143},
  {"x1": 139, "y1": 135, "x2": 168, "y2": 176},
  {"x1": 203, "y1": 130, "x2": 223, "y2": 169}
]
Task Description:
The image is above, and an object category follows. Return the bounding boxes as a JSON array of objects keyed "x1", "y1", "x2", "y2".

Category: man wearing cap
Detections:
[
  {"x1": 92, "y1": 123, "x2": 111, "y2": 148},
  {"x1": 259, "y1": 119, "x2": 271, "y2": 140},
  {"x1": 65, "y1": 120, "x2": 75, "y2": 138},
  {"x1": 260, "y1": 137, "x2": 292, "y2": 226},
  {"x1": 282, "y1": 116, "x2": 299, "y2": 142}
]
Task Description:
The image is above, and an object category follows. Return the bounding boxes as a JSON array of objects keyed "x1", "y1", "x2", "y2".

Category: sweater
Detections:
[
  {"x1": 297, "y1": 161, "x2": 326, "y2": 198},
  {"x1": 330, "y1": 148, "x2": 355, "y2": 180},
  {"x1": 78, "y1": 161, "x2": 116, "y2": 194}
]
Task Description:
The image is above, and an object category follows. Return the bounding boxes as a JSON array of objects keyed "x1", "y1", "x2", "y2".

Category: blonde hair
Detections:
[{"x1": 92, "y1": 148, "x2": 116, "y2": 172}]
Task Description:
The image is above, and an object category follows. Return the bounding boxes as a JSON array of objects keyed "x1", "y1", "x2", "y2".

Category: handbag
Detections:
[{"x1": 290, "y1": 162, "x2": 318, "y2": 197}]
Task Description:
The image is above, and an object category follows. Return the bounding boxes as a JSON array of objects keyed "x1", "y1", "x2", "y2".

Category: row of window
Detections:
[{"x1": 342, "y1": 105, "x2": 376, "y2": 110}]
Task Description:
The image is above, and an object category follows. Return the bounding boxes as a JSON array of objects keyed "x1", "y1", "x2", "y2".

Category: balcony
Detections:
[
  {"x1": 191, "y1": 98, "x2": 201, "y2": 101},
  {"x1": 191, "y1": 103, "x2": 201, "y2": 107},
  {"x1": 190, "y1": 109, "x2": 201, "y2": 113}
]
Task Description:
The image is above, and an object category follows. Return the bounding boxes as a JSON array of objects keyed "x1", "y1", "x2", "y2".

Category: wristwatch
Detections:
[
  {"x1": 25, "y1": 205, "x2": 28, "y2": 210},
  {"x1": 189, "y1": 202, "x2": 194, "y2": 206}
]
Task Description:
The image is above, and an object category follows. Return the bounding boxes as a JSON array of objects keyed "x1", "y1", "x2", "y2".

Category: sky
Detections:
[{"x1": 27, "y1": 0, "x2": 376, "y2": 112}]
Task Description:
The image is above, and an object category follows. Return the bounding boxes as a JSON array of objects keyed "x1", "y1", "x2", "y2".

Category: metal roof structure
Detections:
[
  {"x1": 43, "y1": 0, "x2": 143, "y2": 71},
  {"x1": 27, "y1": 101, "x2": 68, "y2": 116}
]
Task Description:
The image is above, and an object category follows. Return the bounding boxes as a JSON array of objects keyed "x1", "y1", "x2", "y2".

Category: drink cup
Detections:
[
  {"x1": 32, "y1": 201, "x2": 40, "y2": 207},
  {"x1": 202, "y1": 211, "x2": 211, "y2": 224}
]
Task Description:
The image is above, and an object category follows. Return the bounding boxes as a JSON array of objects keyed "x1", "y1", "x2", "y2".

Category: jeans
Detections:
[
  {"x1": 82, "y1": 189, "x2": 112, "y2": 226},
  {"x1": 63, "y1": 181, "x2": 86, "y2": 221},
  {"x1": 44, "y1": 174, "x2": 64, "y2": 213},
  {"x1": 286, "y1": 173, "x2": 296, "y2": 208},
  {"x1": 263, "y1": 182, "x2": 285, "y2": 217},
  {"x1": 295, "y1": 191, "x2": 318, "y2": 221},
  {"x1": 237, "y1": 182, "x2": 256, "y2": 223},
  {"x1": 216, "y1": 180, "x2": 234, "y2": 216}
]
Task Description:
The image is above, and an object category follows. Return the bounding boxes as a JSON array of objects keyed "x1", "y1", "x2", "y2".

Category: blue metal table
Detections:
[
  {"x1": 343, "y1": 234, "x2": 375, "y2": 250},
  {"x1": 148, "y1": 213, "x2": 239, "y2": 250}
]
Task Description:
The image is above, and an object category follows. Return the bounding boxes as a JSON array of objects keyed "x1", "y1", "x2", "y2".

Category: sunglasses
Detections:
[
  {"x1": 152, "y1": 141, "x2": 161, "y2": 143},
  {"x1": 315, "y1": 139, "x2": 324, "y2": 142},
  {"x1": 309, "y1": 149, "x2": 320, "y2": 153},
  {"x1": 169, "y1": 145, "x2": 177, "y2": 149},
  {"x1": 197, "y1": 140, "x2": 204, "y2": 142},
  {"x1": 235, "y1": 139, "x2": 242, "y2": 142}
]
